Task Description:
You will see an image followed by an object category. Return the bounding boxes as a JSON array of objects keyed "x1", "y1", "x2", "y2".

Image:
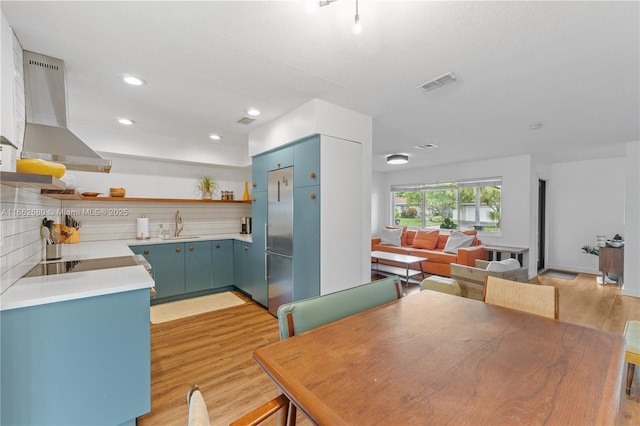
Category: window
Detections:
[{"x1": 391, "y1": 178, "x2": 502, "y2": 232}]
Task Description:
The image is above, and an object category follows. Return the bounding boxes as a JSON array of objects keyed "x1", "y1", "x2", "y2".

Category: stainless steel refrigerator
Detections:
[{"x1": 267, "y1": 167, "x2": 294, "y2": 316}]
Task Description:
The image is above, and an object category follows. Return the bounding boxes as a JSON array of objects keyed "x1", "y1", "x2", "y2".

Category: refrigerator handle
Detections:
[
  {"x1": 265, "y1": 252, "x2": 269, "y2": 281},
  {"x1": 264, "y1": 222, "x2": 268, "y2": 251}
]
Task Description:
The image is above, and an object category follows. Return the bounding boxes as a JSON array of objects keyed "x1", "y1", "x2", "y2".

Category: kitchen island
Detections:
[{"x1": 0, "y1": 234, "x2": 249, "y2": 426}]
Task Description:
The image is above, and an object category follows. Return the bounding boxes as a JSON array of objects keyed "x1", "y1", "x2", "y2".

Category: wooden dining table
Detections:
[{"x1": 253, "y1": 290, "x2": 625, "y2": 425}]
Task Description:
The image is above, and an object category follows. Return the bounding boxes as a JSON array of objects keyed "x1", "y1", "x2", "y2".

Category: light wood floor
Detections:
[{"x1": 137, "y1": 273, "x2": 640, "y2": 425}]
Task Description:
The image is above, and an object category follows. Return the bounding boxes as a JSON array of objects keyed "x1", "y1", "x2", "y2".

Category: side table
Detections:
[{"x1": 599, "y1": 246, "x2": 624, "y2": 286}]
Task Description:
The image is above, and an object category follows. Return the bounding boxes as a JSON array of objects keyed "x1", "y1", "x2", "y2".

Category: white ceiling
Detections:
[{"x1": 2, "y1": 1, "x2": 638, "y2": 172}]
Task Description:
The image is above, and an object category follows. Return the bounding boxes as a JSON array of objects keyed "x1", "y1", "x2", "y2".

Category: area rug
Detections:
[
  {"x1": 539, "y1": 270, "x2": 578, "y2": 280},
  {"x1": 150, "y1": 292, "x2": 245, "y2": 324}
]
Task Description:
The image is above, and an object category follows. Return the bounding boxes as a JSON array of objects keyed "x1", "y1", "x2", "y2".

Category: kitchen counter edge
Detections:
[{"x1": 0, "y1": 234, "x2": 253, "y2": 312}]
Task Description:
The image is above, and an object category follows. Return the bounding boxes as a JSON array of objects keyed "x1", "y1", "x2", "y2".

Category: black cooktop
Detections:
[{"x1": 24, "y1": 255, "x2": 142, "y2": 278}]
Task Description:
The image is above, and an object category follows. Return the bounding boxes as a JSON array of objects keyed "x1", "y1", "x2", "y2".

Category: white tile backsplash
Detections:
[
  {"x1": 60, "y1": 201, "x2": 252, "y2": 241},
  {"x1": 0, "y1": 186, "x2": 59, "y2": 293},
  {"x1": 1, "y1": 187, "x2": 252, "y2": 293}
]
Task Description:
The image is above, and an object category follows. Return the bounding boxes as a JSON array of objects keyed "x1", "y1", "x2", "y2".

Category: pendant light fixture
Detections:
[
  {"x1": 387, "y1": 154, "x2": 409, "y2": 165},
  {"x1": 352, "y1": 0, "x2": 362, "y2": 34}
]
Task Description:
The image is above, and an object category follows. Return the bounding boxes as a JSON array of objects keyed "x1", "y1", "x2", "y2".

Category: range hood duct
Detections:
[{"x1": 22, "y1": 50, "x2": 111, "y2": 173}]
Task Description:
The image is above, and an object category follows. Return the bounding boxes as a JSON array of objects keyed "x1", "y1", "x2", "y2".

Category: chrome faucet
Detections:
[{"x1": 175, "y1": 210, "x2": 183, "y2": 237}]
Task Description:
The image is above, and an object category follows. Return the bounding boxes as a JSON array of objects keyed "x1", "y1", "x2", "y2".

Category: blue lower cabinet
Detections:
[
  {"x1": 154, "y1": 243, "x2": 186, "y2": 298},
  {"x1": 185, "y1": 241, "x2": 213, "y2": 292},
  {"x1": 0, "y1": 289, "x2": 150, "y2": 425},
  {"x1": 129, "y1": 244, "x2": 155, "y2": 279},
  {"x1": 212, "y1": 240, "x2": 234, "y2": 288}
]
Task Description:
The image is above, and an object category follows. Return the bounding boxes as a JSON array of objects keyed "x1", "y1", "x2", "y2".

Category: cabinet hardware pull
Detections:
[
  {"x1": 144, "y1": 249, "x2": 149, "y2": 255},
  {"x1": 176, "y1": 247, "x2": 181, "y2": 253},
  {"x1": 252, "y1": 198, "x2": 256, "y2": 202},
  {"x1": 310, "y1": 193, "x2": 316, "y2": 199},
  {"x1": 277, "y1": 162, "x2": 281, "y2": 167},
  {"x1": 189, "y1": 246, "x2": 194, "y2": 251},
  {"x1": 244, "y1": 246, "x2": 248, "y2": 251},
  {"x1": 216, "y1": 244, "x2": 220, "y2": 249},
  {"x1": 310, "y1": 172, "x2": 316, "y2": 178},
  {"x1": 252, "y1": 182, "x2": 256, "y2": 187}
]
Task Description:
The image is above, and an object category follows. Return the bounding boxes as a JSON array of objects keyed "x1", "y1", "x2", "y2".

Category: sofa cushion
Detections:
[
  {"x1": 405, "y1": 230, "x2": 417, "y2": 246},
  {"x1": 486, "y1": 258, "x2": 521, "y2": 272},
  {"x1": 386, "y1": 226, "x2": 413, "y2": 246},
  {"x1": 372, "y1": 244, "x2": 413, "y2": 256},
  {"x1": 412, "y1": 229, "x2": 439, "y2": 250},
  {"x1": 380, "y1": 227, "x2": 402, "y2": 246},
  {"x1": 412, "y1": 249, "x2": 458, "y2": 264},
  {"x1": 443, "y1": 231, "x2": 476, "y2": 254}
]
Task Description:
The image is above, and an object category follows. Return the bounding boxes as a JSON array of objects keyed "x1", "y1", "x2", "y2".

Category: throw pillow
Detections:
[
  {"x1": 412, "y1": 230, "x2": 440, "y2": 250},
  {"x1": 380, "y1": 227, "x2": 402, "y2": 246},
  {"x1": 385, "y1": 226, "x2": 408, "y2": 245},
  {"x1": 442, "y1": 231, "x2": 475, "y2": 254},
  {"x1": 485, "y1": 258, "x2": 521, "y2": 272}
]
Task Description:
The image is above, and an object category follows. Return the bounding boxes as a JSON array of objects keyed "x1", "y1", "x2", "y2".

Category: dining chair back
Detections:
[
  {"x1": 483, "y1": 276, "x2": 558, "y2": 319},
  {"x1": 187, "y1": 384, "x2": 292, "y2": 426},
  {"x1": 277, "y1": 276, "x2": 403, "y2": 339}
]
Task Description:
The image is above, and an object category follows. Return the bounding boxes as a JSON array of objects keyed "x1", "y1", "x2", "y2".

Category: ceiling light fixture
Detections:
[
  {"x1": 118, "y1": 118, "x2": 134, "y2": 125},
  {"x1": 352, "y1": 0, "x2": 362, "y2": 34},
  {"x1": 528, "y1": 122, "x2": 543, "y2": 130},
  {"x1": 387, "y1": 154, "x2": 409, "y2": 165},
  {"x1": 209, "y1": 134, "x2": 222, "y2": 140},
  {"x1": 121, "y1": 75, "x2": 146, "y2": 86},
  {"x1": 246, "y1": 108, "x2": 260, "y2": 117}
]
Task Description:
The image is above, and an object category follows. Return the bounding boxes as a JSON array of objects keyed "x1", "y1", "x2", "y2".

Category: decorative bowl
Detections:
[
  {"x1": 606, "y1": 240, "x2": 624, "y2": 248},
  {"x1": 109, "y1": 187, "x2": 126, "y2": 197}
]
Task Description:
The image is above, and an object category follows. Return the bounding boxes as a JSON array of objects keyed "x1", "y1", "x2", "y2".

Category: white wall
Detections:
[
  {"x1": 548, "y1": 158, "x2": 625, "y2": 275},
  {"x1": 249, "y1": 98, "x2": 373, "y2": 286},
  {"x1": 624, "y1": 141, "x2": 640, "y2": 297},
  {"x1": 72, "y1": 153, "x2": 251, "y2": 199}
]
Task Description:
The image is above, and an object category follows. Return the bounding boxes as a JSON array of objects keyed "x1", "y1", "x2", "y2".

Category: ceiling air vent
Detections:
[
  {"x1": 414, "y1": 143, "x2": 438, "y2": 150},
  {"x1": 237, "y1": 116, "x2": 256, "y2": 125},
  {"x1": 418, "y1": 72, "x2": 457, "y2": 93}
]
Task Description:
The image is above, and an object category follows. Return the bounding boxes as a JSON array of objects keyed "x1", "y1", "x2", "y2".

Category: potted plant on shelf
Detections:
[{"x1": 195, "y1": 174, "x2": 218, "y2": 200}]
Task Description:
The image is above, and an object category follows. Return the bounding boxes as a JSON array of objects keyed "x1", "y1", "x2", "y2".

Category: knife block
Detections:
[{"x1": 60, "y1": 225, "x2": 80, "y2": 244}]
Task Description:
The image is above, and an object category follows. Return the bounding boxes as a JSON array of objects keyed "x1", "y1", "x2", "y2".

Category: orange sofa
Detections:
[{"x1": 371, "y1": 229, "x2": 488, "y2": 277}]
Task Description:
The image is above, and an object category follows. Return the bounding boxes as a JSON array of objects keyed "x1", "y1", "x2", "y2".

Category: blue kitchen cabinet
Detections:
[
  {"x1": 251, "y1": 189, "x2": 268, "y2": 307},
  {"x1": 233, "y1": 240, "x2": 248, "y2": 294},
  {"x1": 212, "y1": 239, "x2": 234, "y2": 288},
  {"x1": 1, "y1": 289, "x2": 150, "y2": 425},
  {"x1": 185, "y1": 241, "x2": 213, "y2": 292},
  {"x1": 267, "y1": 144, "x2": 293, "y2": 170},
  {"x1": 154, "y1": 242, "x2": 186, "y2": 298},
  {"x1": 129, "y1": 244, "x2": 156, "y2": 279},
  {"x1": 234, "y1": 241, "x2": 254, "y2": 296},
  {"x1": 252, "y1": 153, "x2": 268, "y2": 192},
  {"x1": 294, "y1": 135, "x2": 320, "y2": 188},
  {"x1": 293, "y1": 185, "x2": 320, "y2": 300}
]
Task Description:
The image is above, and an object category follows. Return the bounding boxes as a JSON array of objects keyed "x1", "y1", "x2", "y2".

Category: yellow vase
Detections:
[{"x1": 243, "y1": 181, "x2": 250, "y2": 201}]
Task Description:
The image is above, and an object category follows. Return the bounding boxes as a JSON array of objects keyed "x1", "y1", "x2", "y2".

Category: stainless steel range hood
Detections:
[{"x1": 22, "y1": 51, "x2": 111, "y2": 173}]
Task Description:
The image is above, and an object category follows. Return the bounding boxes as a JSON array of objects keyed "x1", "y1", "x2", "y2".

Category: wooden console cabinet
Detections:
[{"x1": 599, "y1": 246, "x2": 624, "y2": 286}]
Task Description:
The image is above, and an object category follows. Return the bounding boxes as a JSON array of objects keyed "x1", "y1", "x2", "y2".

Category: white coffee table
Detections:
[{"x1": 371, "y1": 251, "x2": 425, "y2": 283}]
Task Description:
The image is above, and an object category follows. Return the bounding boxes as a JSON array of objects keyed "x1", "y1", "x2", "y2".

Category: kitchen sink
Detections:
[{"x1": 160, "y1": 235, "x2": 201, "y2": 240}]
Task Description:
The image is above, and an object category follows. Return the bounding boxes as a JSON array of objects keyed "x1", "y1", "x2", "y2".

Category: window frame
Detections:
[{"x1": 391, "y1": 177, "x2": 502, "y2": 233}]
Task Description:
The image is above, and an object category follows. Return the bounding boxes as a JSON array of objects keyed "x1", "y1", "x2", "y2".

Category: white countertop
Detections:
[{"x1": 0, "y1": 233, "x2": 252, "y2": 312}]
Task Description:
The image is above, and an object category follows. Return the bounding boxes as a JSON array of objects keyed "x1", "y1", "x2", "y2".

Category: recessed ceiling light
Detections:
[
  {"x1": 528, "y1": 122, "x2": 543, "y2": 130},
  {"x1": 387, "y1": 154, "x2": 409, "y2": 165},
  {"x1": 121, "y1": 75, "x2": 146, "y2": 86},
  {"x1": 118, "y1": 118, "x2": 134, "y2": 125},
  {"x1": 209, "y1": 134, "x2": 222, "y2": 140},
  {"x1": 246, "y1": 108, "x2": 260, "y2": 117}
]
